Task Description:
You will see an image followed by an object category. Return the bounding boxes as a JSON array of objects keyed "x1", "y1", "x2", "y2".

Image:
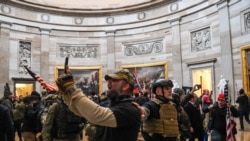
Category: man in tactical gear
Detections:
[
  {"x1": 56, "y1": 69, "x2": 141, "y2": 141},
  {"x1": 172, "y1": 88, "x2": 192, "y2": 141},
  {"x1": 141, "y1": 79, "x2": 179, "y2": 141},
  {"x1": 42, "y1": 92, "x2": 85, "y2": 141}
]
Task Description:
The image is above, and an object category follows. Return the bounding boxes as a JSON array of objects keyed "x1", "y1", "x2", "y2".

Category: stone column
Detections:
[
  {"x1": 217, "y1": 1, "x2": 235, "y2": 102},
  {"x1": 39, "y1": 28, "x2": 51, "y2": 87},
  {"x1": 170, "y1": 18, "x2": 183, "y2": 87},
  {"x1": 0, "y1": 22, "x2": 11, "y2": 95},
  {"x1": 106, "y1": 31, "x2": 116, "y2": 74}
]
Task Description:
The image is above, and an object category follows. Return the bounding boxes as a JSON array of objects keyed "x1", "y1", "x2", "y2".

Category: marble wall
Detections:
[{"x1": 0, "y1": 0, "x2": 250, "y2": 102}]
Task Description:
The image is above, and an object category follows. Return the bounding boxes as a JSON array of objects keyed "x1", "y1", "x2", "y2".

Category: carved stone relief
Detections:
[
  {"x1": 106, "y1": 17, "x2": 114, "y2": 24},
  {"x1": 1, "y1": 5, "x2": 11, "y2": 14},
  {"x1": 58, "y1": 45, "x2": 98, "y2": 58},
  {"x1": 75, "y1": 18, "x2": 84, "y2": 25},
  {"x1": 41, "y1": 14, "x2": 50, "y2": 22},
  {"x1": 170, "y1": 3, "x2": 179, "y2": 12},
  {"x1": 191, "y1": 27, "x2": 211, "y2": 52},
  {"x1": 138, "y1": 12, "x2": 146, "y2": 20},
  {"x1": 19, "y1": 41, "x2": 31, "y2": 74},
  {"x1": 124, "y1": 40, "x2": 163, "y2": 56},
  {"x1": 245, "y1": 12, "x2": 250, "y2": 31}
]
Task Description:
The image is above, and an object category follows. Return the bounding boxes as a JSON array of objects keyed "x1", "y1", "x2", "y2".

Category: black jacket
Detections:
[
  {"x1": 184, "y1": 102, "x2": 204, "y2": 137},
  {"x1": 0, "y1": 104, "x2": 14, "y2": 141},
  {"x1": 95, "y1": 95, "x2": 141, "y2": 141},
  {"x1": 236, "y1": 94, "x2": 249, "y2": 112},
  {"x1": 204, "y1": 102, "x2": 239, "y2": 136}
]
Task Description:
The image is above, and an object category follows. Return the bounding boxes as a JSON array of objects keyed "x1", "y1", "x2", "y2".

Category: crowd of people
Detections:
[{"x1": 0, "y1": 69, "x2": 250, "y2": 141}]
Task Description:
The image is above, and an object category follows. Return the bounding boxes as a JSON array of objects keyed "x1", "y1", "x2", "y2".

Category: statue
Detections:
[
  {"x1": 4, "y1": 83, "x2": 12, "y2": 96},
  {"x1": 172, "y1": 80, "x2": 180, "y2": 90},
  {"x1": 217, "y1": 75, "x2": 227, "y2": 93}
]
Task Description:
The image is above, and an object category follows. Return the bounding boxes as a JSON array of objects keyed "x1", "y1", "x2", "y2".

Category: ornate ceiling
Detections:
[{"x1": 2, "y1": 0, "x2": 175, "y2": 16}]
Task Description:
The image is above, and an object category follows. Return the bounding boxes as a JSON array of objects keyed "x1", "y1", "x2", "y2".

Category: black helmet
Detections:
[{"x1": 152, "y1": 79, "x2": 173, "y2": 93}]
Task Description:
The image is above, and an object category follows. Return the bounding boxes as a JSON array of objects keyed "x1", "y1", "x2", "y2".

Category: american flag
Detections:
[
  {"x1": 24, "y1": 66, "x2": 57, "y2": 93},
  {"x1": 224, "y1": 83, "x2": 236, "y2": 141},
  {"x1": 133, "y1": 67, "x2": 142, "y2": 94}
]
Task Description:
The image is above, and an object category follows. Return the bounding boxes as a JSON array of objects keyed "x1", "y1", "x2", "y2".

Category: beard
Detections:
[{"x1": 107, "y1": 89, "x2": 120, "y2": 99}]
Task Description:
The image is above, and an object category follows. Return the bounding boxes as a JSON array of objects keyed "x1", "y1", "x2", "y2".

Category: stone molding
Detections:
[
  {"x1": 0, "y1": 0, "x2": 221, "y2": 28},
  {"x1": 186, "y1": 58, "x2": 217, "y2": 67},
  {"x1": 1, "y1": 0, "x2": 175, "y2": 16}
]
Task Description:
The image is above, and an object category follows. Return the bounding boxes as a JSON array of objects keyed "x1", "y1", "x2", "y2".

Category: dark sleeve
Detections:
[
  {"x1": 5, "y1": 108, "x2": 14, "y2": 141},
  {"x1": 202, "y1": 104, "x2": 210, "y2": 113},
  {"x1": 230, "y1": 106, "x2": 240, "y2": 117},
  {"x1": 236, "y1": 96, "x2": 241, "y2": 103}
]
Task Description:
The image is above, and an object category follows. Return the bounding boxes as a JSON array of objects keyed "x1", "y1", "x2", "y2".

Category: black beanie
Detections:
[
  {"x1": 173, "y1": 88, "x2": 184, "y2": 96},
  {"x1": 239, "y1": 89, "x2": 244, "y2": 94},
  {"x1": 31, "y1": 91, "x2": 41, "y2": 97}
]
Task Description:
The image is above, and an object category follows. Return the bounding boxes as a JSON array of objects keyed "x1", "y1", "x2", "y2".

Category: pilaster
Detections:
[
  {"x1": 106, "y1": 30, "x2": 116, "y2": 73},
  {"x1": 0, "y1": 22, "x2": 11, "y2": 94},
  {"x1": 170, "y1": 18, "x2": 183, "y2": 87},
  {"x1": 217, "y1": 1, "x2": 235, "y2": 102},
  {"x1": 40, "y1": 28, "x2": 51, "y2": 87}
]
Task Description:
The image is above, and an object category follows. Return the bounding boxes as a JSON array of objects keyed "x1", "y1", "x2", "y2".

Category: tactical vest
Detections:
[
  {"x1": 143, "y1": 99, "x2": 180, "y2": 137},
  {"x1": 54, "y1": 101, "x2": 82, "y2": 138}
]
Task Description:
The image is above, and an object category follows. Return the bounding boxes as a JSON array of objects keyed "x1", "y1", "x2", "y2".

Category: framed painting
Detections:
[
  {"x1": 55, "y1": 66, "x2": 102, "y2": 95},
  {"x1": 241, "y1": 45, "x2": 250, "y2": 95},
  {"x1": 120, "y1": 62, "x2": 168, "y2": 93}
]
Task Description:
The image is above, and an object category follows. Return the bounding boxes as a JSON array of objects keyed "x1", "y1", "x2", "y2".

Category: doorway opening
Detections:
[
  {"x1": 192, "y1": 68, "x2": 212, "y2": 96},
  {"x1": 12, "y1": 78, "x2": 35, "y2": 97}
]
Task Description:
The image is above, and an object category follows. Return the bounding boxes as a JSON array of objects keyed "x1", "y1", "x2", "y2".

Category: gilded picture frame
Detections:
[
  {"x1": 241, "y1": 45, "x2": 250, "y2": 95},
  {"x1": 55, "y1": 66, "x2": 102, "y2": 95},
  {"x1": 120, "y1": 62, "x2": 168, "y2": 93}
]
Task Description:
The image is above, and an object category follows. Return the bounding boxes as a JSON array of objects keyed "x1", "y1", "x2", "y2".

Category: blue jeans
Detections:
[
  {"x1": 210, "y1": 129, "x2": 226, "y2": 141},
  {"x1": 203, "y1": 132, "x2": 208, "y2": 141}
]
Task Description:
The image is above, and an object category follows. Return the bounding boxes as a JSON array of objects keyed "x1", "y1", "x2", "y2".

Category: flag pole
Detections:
[{"x1": 224, "y1": 80, "x2": 236, "y2": 141}]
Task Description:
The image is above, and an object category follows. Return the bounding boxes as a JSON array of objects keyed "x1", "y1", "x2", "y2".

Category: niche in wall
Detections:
[{"x1": 12, "y1": 78, "x2": 35, "y2": 97}]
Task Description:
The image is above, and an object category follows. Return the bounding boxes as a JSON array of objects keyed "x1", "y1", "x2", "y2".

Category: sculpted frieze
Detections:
[
  {"x1": 19, "y1": 41, "x2": 31, "y2": 74},
  {"x1": 58, "y1": 46, "x2": 98, "y2": 58},
  {"x1": 124, "y1": 40, "x2": 163, "y2": 56},
  {"x1": 191, "y1": 27, "x2": 211, "y2": 52},
  {"x1": 245, "y1": 12, "x2": 250, "y2": 31}
]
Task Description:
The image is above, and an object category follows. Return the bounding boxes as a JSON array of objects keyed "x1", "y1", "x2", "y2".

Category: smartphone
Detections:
[
  {"x1": 64, "y1": 56, "x2": 69, "y2": 74},
  {"x1": 196, "y1": 84, "x2": 201, "y2": 89}
]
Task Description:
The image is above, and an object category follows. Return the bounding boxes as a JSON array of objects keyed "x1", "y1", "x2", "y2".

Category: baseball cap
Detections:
[
  {"x1": 217, "y1": 93, "x2": 225, "y2": 101},
  {"x1": 104, "y1": 69, "x2": 135, "y2": 87},
  {"x1": 202, "y1": 95, "x2": 211, "y2": 103}
]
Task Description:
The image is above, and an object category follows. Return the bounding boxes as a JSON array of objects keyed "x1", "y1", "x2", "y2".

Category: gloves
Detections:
[{"x1": 56, "y1": 73, "x2": 76, "y2": 95}]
